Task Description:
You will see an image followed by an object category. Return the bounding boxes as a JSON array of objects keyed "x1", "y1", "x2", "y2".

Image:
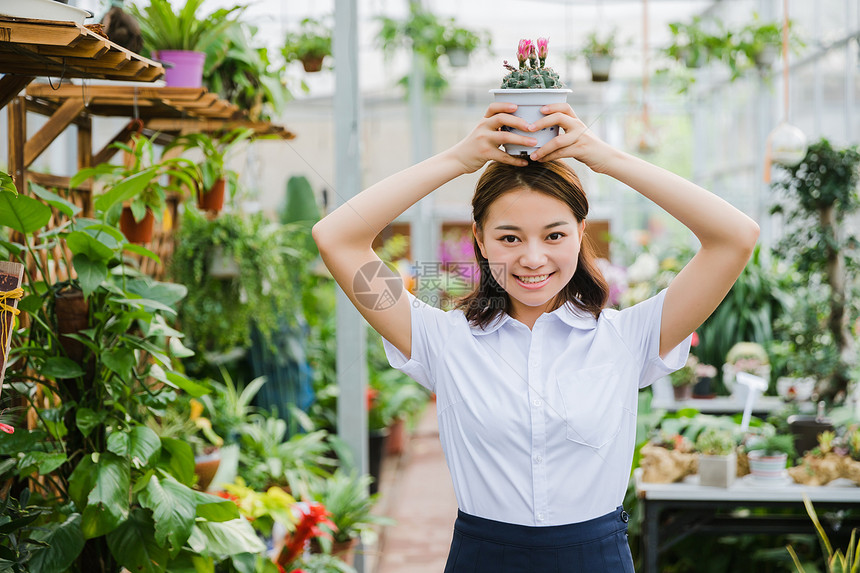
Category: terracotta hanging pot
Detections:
[
  {"x1": 301, "y1": 55, "x2": 325, "y2": 73},
  {"x1": 120, "y1": 206, "x2": 154, "y2": 244},
  {"x1": 54, "y1": 287, "x2": 89, "y2": 365},
  {"x1": 197, "y1": 178, "x2": 226, "y2": 214}
]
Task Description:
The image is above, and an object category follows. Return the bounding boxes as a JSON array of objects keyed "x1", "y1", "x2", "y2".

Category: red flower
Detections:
[
  {"x1": 691, "y1": 332, "x2": 699, "y2": 348},
  {"x1": 366, "y1": 387, "x2": 379, "y2": 411},
  {"x1": 290, "y1": 570, "x2": 308, "y2": 573},
  {"x1": 0, "y1": 423, "x2": 13, "y2": 434},
  {"x1": 277, "y1": 502, "x2": 337, "y2": 567}
]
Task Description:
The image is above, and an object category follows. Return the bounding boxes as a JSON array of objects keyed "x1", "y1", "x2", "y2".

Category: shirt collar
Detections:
[{"x1": 469, "y1": 301, "x2": 598, "y2": 335}]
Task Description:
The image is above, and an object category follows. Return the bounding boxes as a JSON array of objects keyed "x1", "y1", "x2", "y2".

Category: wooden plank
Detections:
[
  {"x1": 0, "y1": 74, "x2": 34, "y2": 111},
  {"x1": 0, "y1": 21, "x2": 81, "y2": 47},
  {"x1": 8, "y1": 96, "x2": 26, "y2": 192},
  {"x1": 0, "y1": 262, "x2": 24, "y2": 394},
  {"x1": 36, "y1": 40, "x2": 109, "y2": 59},
  {"x1": 24, "y1": 98, "x2": 85, "y2": 169},
  {"x1": 27, "y1": 171, "x2": 89, "y2": 192},
  {"x1": 146, "y1": 118, "x2": 296, "y2": 139},
  {"x1": 77, "y1": 114, "x2": 92, "y2": 171},
  {"x1": 65, "y1": 51, "x2": 132, "y2": 70},
  {"x1": 27, "y1": 84, "x2": 205, "y2": 100}
]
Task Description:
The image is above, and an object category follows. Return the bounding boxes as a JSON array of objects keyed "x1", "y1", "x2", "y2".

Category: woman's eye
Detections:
[
  {"x1": 548, "y1": 232, "x2": 565, "y2": 240},
  {"x1": 500, "y1": 235, "x2": 519, "y2": 243}
]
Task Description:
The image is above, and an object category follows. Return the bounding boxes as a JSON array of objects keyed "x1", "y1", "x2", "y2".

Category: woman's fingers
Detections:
[
  {"x1": 490, "y1": 148, "x2": 529, "y2": 167},
  {"x1": 484, "y1": 102, "x2": 518, "y2": 118},
  {"x1": 486, "y1": 112, "x2": 532, "y2": 133}
]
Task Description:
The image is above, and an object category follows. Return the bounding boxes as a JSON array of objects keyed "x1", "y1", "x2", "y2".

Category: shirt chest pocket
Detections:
[{"x1": 556, "y1": 363, "x2": 625, "y2": 449}]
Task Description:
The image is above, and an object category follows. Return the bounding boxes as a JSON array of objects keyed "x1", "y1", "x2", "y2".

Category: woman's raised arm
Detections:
[
  {"x1": 312, "y1": 104, "x2": 536, "y2": 358},
  {"x1": 530, "y1": 103, "x2": 760, "y2": 356}
]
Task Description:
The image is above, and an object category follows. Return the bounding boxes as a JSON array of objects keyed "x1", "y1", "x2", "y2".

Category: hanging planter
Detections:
[
  {"x1": 120, "y1": 206, "x2": 154, "y2": 244},
  {"x1": 300, "y1": 55, "x2": 325, "y2": 73},
  {"x1": 54, "y1": 287, "x2": 90, "y2": 368},
  {"x1": 586, "y1": 54, "x2": 614, "y2": 82},
  {"x1": 283, "y1": 17, "x2": 331, "y2": 74},
  {"x1": 198, "y1": 178, "x2": 226, "y2": 214},
  {"x1": 446, "y1": 47, "x2": 471, "y2": 68},
  {"x1": 208, "y1": 246, "x2": 240, "y2": 279}
]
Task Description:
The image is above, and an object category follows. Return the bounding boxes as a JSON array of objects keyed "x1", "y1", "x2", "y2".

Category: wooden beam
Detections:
[
  {"x1": 0, "y1": 21, "x2": 81, "y2": 46},
  {"x1": 8, "y1": 96, "x2": 26, "y2": 192},
  {"x1": 93, "y1": 121, "x2": 144, "y2": 166},
  {"x1": 0, "y1": 261, "x2": 24, "y2": 394},
  {"x1": 23, "y1": 97, "x2": 85, "y2": 169},
  {"x1": 0, "y1": 75, "x2": 34, "y2": 111},
  {"x1": 27, "y1": 171, "x2": 88, "y2": 192}
]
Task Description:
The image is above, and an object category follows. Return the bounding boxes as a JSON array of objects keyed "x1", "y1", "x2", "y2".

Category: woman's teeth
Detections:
[{"x1": 517, "y1": 274, "x2": 550, "y2": 283}]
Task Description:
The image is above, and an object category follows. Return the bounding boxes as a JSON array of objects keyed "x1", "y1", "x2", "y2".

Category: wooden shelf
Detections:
[{"x1": 0, "y1": 16, "x2": 163, "y2": 82}]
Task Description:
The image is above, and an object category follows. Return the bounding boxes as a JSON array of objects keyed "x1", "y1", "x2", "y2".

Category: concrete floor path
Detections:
[{"x1": 373, "y1": 400, "x2": 457, "y2": 573}]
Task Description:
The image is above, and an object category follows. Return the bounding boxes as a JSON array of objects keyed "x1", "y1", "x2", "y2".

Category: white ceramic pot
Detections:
[
  {"x1": 446, "y1": 48, "x2": 471, "y2": 68},
  {"x1": 0, "y1": 0, "x2": 92, "y2": 24},
  {"x1": 698, "y1": 452, "x2": 736, "y2": 488},
  {"x1": 586, "y1": 55, "x2": 614, "y2": 82},
  {"x1": 488, "y1": 88, "x2": 572, "y2": 157}
]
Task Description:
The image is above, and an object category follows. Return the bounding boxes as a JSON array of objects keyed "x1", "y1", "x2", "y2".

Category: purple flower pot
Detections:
[{"x1": 155, "y1": 50, "x2": 206, "y2": 88}]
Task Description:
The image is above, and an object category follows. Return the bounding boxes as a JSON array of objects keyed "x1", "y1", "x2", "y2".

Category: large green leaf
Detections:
[
  {"x1": 106, "y1": 508, "x2": 169, "y2": 573},
  {"x1": 138, "y1": 475, "x2": 196, "y2": 556},
  {"x1": 93, "y1": 168, "x2": 158, "y2": 215},
  {"x1": 28, "y1": 514, "x2": 85, "y2": 573},
  {"x1": 40, "y1": 357, "x2": 86, "y2": 379},
  {"x1": 18, "y1": 451, "x2": 67, "y2": 475},
  {"x1": 187, "y1": 519, "x2": 266, "y2": 556},
  {"x1": 148, "y1": 364, "x2": 209, "y2": 397},
  {"x1": 125, "y1": 278, "x2": 187, "y2": 307},
  {"x1": 192, "y1": 490, "x2": 240, "y2": 523},
  {"x1": 72, "y1": 253, "x2": 107, "y2": 299},
  {"x1": 0, "y1": 190, "x2": 51, "y2": 233},
  {"x1": 159, "y1": 437, "x2": 195, "y2": 486},
  {"x1": 76, "y1": 407, "x2": 107, "y2": 438},
  {"x1": 81, "y1": 452, "x2": 130, "y2": 539},
  {"x1": 102, "y1": 346, "x2": 136, "y2": 380},
  {"x1": 66, "y1": 230, "x2": 115, "y2": 262},
  {"x1": 29, "y1": 183, "x2": 81, "y2": 218},
  {"x1": 107, "y1": 426, "x2": 161, "y2": 470},
  {"x1": 68, "y1": 455, "x2": 96, "y2": 509}
]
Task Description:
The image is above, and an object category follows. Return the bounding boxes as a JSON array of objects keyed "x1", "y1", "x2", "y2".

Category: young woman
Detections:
[{"x1": 312, "y1": 103, "x2": 759, "y2": 572}]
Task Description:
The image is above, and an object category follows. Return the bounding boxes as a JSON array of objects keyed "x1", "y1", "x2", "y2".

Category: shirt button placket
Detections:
[{"x1": 528, "y1": 327, "x2": 548, "y2": 525}]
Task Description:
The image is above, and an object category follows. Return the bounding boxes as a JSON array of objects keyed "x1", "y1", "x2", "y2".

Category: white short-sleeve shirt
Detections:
[{"x1": 382, "y1": 289, "x2": 691, "y2": 526}]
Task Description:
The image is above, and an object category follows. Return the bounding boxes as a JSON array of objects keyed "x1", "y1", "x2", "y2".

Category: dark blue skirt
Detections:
[{"x1": 443, "y1": 506, "x2": 635, "y2": 573}]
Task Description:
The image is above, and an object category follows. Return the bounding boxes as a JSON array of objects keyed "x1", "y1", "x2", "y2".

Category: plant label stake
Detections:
[{"x1": 0, "y1": 261, "x2": 25, "y2": 396}]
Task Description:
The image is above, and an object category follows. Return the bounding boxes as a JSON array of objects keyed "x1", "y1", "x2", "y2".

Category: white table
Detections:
[
  {"x1": 633, "y1": 468, "x2": 860, "y2": 572},
  {"x1": 650, "y1": 395, "x2": 787, "y2": 416}
]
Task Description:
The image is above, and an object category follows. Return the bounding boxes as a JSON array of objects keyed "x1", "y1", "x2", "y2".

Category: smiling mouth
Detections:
[{"x1": 514, "y1": 272, "x2": 555, "y2": 287}]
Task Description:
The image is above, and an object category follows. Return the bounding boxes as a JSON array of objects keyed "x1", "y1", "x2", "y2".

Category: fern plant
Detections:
[{"x1": 131, "y1": 0, "x2": 244, "y2": 54}]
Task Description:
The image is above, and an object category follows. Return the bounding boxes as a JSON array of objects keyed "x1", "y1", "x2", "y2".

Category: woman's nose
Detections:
[{"x1": 519, "y1": 243, "x2": 547, "y2": 269}]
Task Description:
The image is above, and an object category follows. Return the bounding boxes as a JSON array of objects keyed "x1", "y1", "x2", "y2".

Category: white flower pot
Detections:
[
  {"x1": 586, "y1": 55, "x2": 614, "y2": 82},
  {"x1": 747, "y1": 450, "x2": 788, "y2": 482},
  {"x1": 209, "y1": 246, "x2": 240, "y2": 279},
  {"x1": 488, "y1": 88, "x2": 573, "y2": 157},
  {"x1": 698, "y1": 452, "x2": 736, "y2": 488},
  {"x1": 446, "y1": 48, "x2": 471, "y2": 68}
]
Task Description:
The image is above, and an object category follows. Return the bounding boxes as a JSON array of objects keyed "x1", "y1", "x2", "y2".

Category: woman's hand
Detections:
[
  {"x1": 446, "y1": 103, "x2": 537, "y2": 174},
  {"x1": 528, "y1": 104, "x2": 616, "y2": 173}
]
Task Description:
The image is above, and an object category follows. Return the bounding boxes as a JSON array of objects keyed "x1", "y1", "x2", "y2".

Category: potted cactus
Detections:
[
  {"x1": 696, "y1": 427, "x2": 737, "y2": 488},
  {"x1": 744, "y1": 433, "x2": 795, "y2": 483},
  {"x1": 490, "y1": 38, "x2": 571, "y2": 157}
]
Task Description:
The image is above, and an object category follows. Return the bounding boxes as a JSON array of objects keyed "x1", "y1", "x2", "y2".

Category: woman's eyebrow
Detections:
[{"x1": 494, "y1": 221, "x2": 571, "y2": 231}]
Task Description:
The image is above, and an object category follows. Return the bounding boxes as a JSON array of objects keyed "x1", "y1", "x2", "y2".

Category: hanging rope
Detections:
[{"x1": 0, "y1": 287, "x2": 23, "y2": 355}]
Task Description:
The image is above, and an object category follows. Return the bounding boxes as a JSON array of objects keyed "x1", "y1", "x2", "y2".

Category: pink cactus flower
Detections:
[
  {"x1": 517, "y1": 39, "x2": 532, "y2": 67},
  {"x1": 528, "y1": 43, "x2": 538, "y2": 67},
  {"x1": 537, "y1": 37, "x2": 549, "y2": 60}
]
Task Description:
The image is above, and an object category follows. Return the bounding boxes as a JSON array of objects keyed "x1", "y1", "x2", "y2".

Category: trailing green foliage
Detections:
[{"x1": 130, "y1": 0, "x2": 244, "y2": 54}]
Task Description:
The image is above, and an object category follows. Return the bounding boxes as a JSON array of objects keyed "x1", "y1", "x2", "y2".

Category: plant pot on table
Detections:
[
  {"x1": 788, "y1": 414, "x2": 834, "y2": 457},
  {"x1": 310, "y1": 537, "x2": 359, "y2": 566},
  {"x1": 672, "y1": 384, "x2": 693, "y2": 401},
  {"x1": 698, "y1": 452, "x2": 737, "y2": 488},
  {"x1": 692, "y1": 376, "x2": 715, "y2": 399},
  {"x1": 120, "y1": 206, "x2": 154, "y2": 244},
  {"x1": 194, "y1": 448, "x2": 221, "y2": 492},
  {"x1": 489, "y1": 88, "x2": 572, "y2": 157},
  {"x1": 747, "y1": 450, "x2": 788, "y2": 482}
]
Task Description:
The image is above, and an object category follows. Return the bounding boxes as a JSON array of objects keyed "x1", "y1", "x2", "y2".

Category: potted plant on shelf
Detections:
[
  {"x1": 722, "y1": 341, "x2": 771, "y2": 398},
  {"x1": 639, "y1": 431, "x2": 698, "y2": 484},
  {"x1": 692, "y1": 362, "x2": 718, "y2": 399},
  {"x1": 670, "y1": 355, "x2": 698, "y2": 401},
  {"x1": 695, "y1": 427, "x2": 737, "y2": 488},
  {"x1": 744, "y1": 433, "x2": 796, "y2": 482},
  {"x1": 582, "y1": 30, "x2": 617, "y2": 82},
  {"x1": 166, "y1": 127, "x2": 255, "y2": 214},
  {"x1": 131, "y1": 0, "x2": 244, "y2": 87},
  {"x1": 283, "y1": 17, "x2": 332, "y2": 73},
  {"x1": 70, "y1": 132, "x2": 199, "y2": 244},
  {"x1": 490, "y1": 38, "x2": 570, "y2": 157}
]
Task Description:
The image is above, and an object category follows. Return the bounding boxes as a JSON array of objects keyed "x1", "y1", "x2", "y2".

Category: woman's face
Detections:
[{"x1": 473, "y1": 188, "x2": 585, "y2": 321}]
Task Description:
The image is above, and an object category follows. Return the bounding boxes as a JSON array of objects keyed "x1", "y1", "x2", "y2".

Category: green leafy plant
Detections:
[
  {"x1": 283, "y1": 17, "x2": 332, "y2": 69},
  {"x1": 582, "y1": 30, "x2": 618, "y2": 58},
  {"x1": 664, "y1": 16, "x2": 728, "y2": 68},
  {"x1": 771, "y1": 139, "x2": 860, "y2": 402},
  {"x1": 441, "y1": 25, "x2": 485, "y2": 56},
  {"x1": 309, "y1": 469, "x2": 394, "y2": 551},
  {"x1": 166, "y1": 128, "x2": 254, "y2": 200},
  {"x1": 745, "y1": 433, "x2": 797, "y2": 458},
  {"x1": 670, "y1": 355, "x2": 699, "y2": 388},
  {"x1": 170, "y1": 207, "x2": 310, "y2": 355},
  {"x1": 130, "y1": 0, "x2": 244, "y2": 54},
  {"x1": 0, "y1": 489, "x2": 49, "y2": 573},
  {"x1": 204, "y1": 21, "x2": 291, "y2": 121},
  {"x1": 71, "y1": 132, "x2": 199, "y2": 223},
  {"x1": 787, "y1": 494, "x2": 860, "y2": 572},
  {"x1": 696, "y1": 427, "x2": 736, "y2": 456},
  {"x1": 0, "y1": 187, "x2": 263, "y2": 572}
]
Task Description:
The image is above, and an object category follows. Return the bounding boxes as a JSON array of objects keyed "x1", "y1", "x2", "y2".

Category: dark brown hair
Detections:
[{"x1": 455, "y1": 160, "x2": 608, "y2": 328}]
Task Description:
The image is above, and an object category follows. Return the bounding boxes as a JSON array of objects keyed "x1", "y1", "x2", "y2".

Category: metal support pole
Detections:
[{"x1": 333, "y1": 2, "x2": 368, "y2": 571}]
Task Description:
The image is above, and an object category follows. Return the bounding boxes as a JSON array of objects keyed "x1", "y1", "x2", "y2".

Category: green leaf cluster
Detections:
[
  {"x1": 283, "y1": 17, "x2": 333, "y2": 63},
  {"x1": 130, "y1": 0, "x2": 245, "y2": 54}
]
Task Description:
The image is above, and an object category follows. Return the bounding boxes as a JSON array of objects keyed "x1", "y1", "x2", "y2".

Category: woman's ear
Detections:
[
  {"x1": 472, "y1": 222, "x2": 487, "y2": 259},
  {"x1": 578, "y1": 220, "x2": 586, "y2": 243}
]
